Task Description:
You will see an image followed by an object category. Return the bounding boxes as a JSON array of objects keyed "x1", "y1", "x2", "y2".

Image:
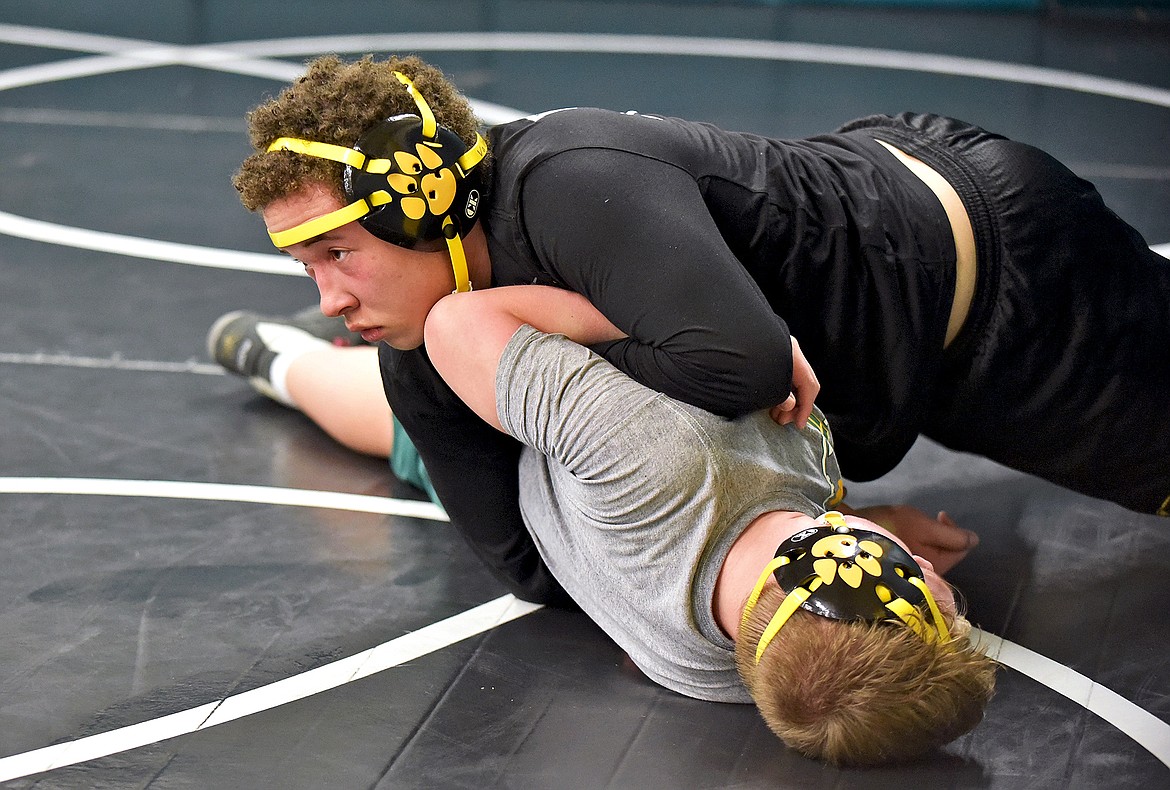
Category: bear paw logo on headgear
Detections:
[
  {"x1": 386, "y1": 143, "x2": 457, "y2": 221},
  {"x1": 741, "y1": 511, "x2": 953, "y2": 663},
  {"x1": 265, "y1": 71, "x2": 488, "y2": 293},
  {"x1": 371, "y1": 128, "x2": 479, "y2": 223},
  {"x1": 804, "y1": 530, "x2": 887, "y2": 590}
]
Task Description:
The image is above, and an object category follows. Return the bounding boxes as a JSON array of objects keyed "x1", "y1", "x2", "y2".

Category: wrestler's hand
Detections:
[
  {"x1": 769, "y1": 336, "x2": 819, "y2": 429},
  {"x1": 847, "y1": 504, "x2": 979, "y2": 575}
]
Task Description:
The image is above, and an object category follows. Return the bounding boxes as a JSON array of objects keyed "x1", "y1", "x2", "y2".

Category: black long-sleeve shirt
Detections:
[{"x1": 380, "y1": 108, "x2": 957, "y2": 604}]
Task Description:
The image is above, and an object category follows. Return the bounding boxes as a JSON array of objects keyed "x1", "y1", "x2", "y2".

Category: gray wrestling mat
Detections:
[{"x1": 0, "y1": 2, "x2": 1167, "y2": 787}]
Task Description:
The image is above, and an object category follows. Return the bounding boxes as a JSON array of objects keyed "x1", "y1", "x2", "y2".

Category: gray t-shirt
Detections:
[{"x1": 496, "y1": 325, "x2": 843, "y2": 702}]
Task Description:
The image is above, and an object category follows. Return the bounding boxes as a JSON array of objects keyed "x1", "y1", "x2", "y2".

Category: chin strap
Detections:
[{"x1": 443, "y1": 216, "x2": 472, "y2": 293}]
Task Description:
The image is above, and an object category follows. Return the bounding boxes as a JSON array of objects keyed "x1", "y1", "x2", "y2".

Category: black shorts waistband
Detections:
[{"x1": 836, "y1": 113, "x2": 1002, "y2": 364}]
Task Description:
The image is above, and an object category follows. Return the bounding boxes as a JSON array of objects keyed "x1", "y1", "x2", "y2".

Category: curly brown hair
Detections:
[
  {"x1": 736, "y1": 585, "x2": 997, "y2": 767},
  {"x1": 233, "y1": 54, "x2": 485, "y2": 211}
]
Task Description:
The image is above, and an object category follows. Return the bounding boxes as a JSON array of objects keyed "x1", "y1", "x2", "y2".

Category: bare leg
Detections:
[{"x1": 285, "y1": 345, "x2": 393, "y2": 458}]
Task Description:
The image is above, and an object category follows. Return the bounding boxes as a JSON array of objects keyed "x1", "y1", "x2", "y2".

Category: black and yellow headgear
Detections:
[
  {"x1": 265, "y1": 71, "x2": 487, "y2": 293},
  {"x1": 742, "y1": 511, "x2": 951, "y2": 663}
]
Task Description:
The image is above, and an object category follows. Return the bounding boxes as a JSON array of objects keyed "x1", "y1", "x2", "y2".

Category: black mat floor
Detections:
[{"x1": 1, "y1": 2, "x2": 1167, "y2": 788}]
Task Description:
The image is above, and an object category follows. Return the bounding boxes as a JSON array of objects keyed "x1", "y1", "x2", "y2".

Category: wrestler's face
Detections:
[{"x1": 264, "y1": 184, "x2": 457, "y2": 350}]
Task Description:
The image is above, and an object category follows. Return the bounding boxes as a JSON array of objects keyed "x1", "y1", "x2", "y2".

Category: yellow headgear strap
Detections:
[
  {"x1": 266, "y1": 195, "x2": 383, "y2": 249},
  {"x1": 394, "y1": 70, "x2": 436, "y2": 139},
  {"x1": 442, "y1": 216, "x2": 471, "y2": 294}
]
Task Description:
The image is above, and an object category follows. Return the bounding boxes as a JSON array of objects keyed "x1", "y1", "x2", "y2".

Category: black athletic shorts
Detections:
[{"x1": 845, "y1": 113, "x2": 1170, "y2": 515}]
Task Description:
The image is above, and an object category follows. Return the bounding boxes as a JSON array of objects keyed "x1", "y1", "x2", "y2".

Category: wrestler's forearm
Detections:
[
  {"x1": 463, "y1": 285, "x2": 626, "y2": 345},
  {"x1": 424, "y1": 286, "x2": 624, "y2": 428}
]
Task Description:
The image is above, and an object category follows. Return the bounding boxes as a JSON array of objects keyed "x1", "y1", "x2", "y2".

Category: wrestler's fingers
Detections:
[
  {"x1": 932, "y1": 511, "x2": 979, "y2": 550},
  {"x1": 769, "y1": 395, "x2": 798, "y2": 425}
]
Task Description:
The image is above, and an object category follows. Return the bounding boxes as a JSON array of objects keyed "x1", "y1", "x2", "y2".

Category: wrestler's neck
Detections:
[{"x1": 713, "y1": 510, "x2": 821, "y2": 641}]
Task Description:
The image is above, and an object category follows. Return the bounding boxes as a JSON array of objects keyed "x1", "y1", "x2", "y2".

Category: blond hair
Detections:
[
  {"x1": 232, "y1": 54, "x2": 486, "y2": 211},
  {"x1": 736, "y1": 585, "x2": 996, "y2": 767}
]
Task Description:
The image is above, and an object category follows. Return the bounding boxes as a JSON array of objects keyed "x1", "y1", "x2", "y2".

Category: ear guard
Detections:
[
  {"x1": 742, "y1": 512, "x2": 951, "y2": 663},
  {"x1": 265, "y1": 71, "x2": 488, "y2": 292}
]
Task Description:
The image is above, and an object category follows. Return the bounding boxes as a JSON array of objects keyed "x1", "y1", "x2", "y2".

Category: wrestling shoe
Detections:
[{"x1": 206, "y1": 310, "x2": 333, "y2": 404}]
